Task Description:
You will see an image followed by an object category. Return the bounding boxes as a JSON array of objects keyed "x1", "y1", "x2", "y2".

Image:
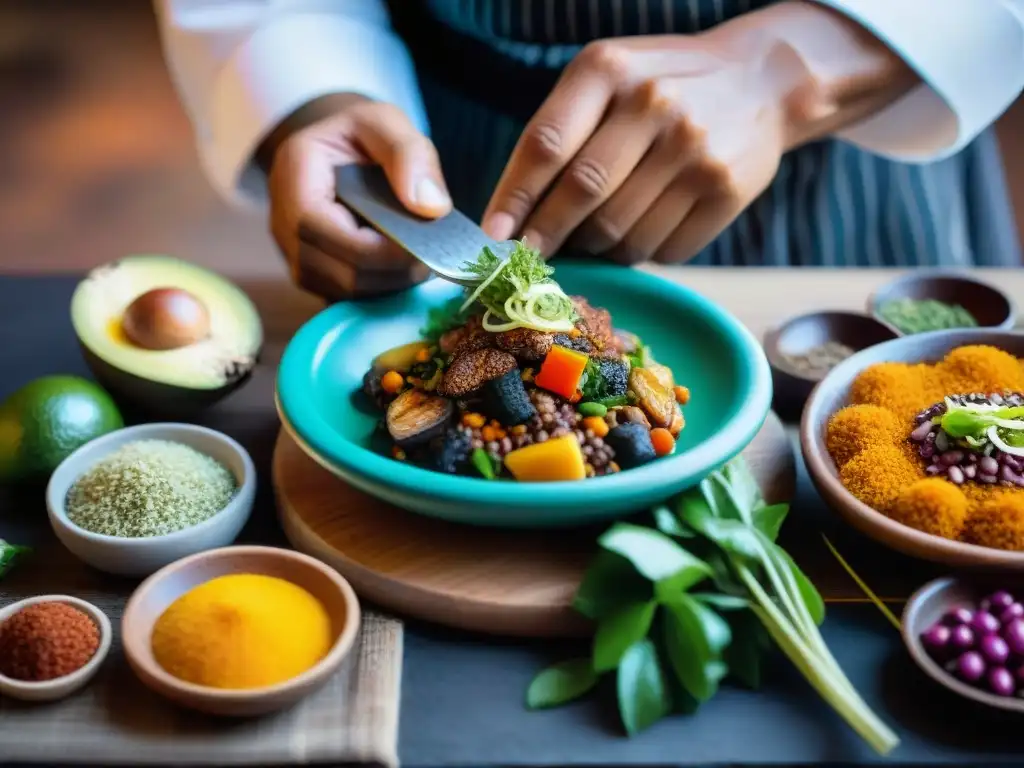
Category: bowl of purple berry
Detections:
[{"x1": 903, "y1": 576, "x2": 1024, "y2": 711}]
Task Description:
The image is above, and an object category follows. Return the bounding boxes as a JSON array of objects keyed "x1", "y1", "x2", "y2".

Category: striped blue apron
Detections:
[{"x1": 388, "y1": 0, "x2": 1022, "y2": 267}]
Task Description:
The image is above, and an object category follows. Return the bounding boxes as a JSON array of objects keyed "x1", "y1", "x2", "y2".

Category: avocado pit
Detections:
[{"x1": 121, "y1": 287, "x2": 211, "y2": 351}]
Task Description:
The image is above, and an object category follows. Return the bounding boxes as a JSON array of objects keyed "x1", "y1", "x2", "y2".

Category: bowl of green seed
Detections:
[
  {"x1": 45, "y1": 423, "x2": 255, "y2": 577},
  {"x1": 868, "y1": 271, "x2": 1015, "y2": 336}
]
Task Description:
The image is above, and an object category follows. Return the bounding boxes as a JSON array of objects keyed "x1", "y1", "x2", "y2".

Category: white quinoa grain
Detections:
[{"x1": 65, "y1": 439, "x2": 236, "y2": 538}]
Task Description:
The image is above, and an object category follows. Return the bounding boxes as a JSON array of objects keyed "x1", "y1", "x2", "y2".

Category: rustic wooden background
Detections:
[{"x1": 1, "y1": 0, "x2": 1021, "y2": 277}]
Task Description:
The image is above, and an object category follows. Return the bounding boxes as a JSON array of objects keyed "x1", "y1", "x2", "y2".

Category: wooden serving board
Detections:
[{"x1": 273, "y1": 413, "x2": 794, "y2": 638}]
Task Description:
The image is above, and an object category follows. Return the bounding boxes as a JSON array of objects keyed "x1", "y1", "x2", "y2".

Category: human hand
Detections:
[
  {"x1": 264, "y1": 93, "x2": 452, "y2": 301},
  {"x1": 481, "y1": 35, "x2": 788, "y2": 264},
  {"x1": 481, "y1": 1, "x2": 915, "y2": 264}
]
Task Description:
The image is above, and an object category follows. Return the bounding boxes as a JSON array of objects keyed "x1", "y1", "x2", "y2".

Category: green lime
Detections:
[{"x1": 0, "y1": 375, "x2": 123, "y2": 483}]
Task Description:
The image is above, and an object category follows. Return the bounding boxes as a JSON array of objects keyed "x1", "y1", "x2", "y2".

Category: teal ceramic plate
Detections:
[{"x1": 277, "y1": 262, "x2": 772, "y2": 528}]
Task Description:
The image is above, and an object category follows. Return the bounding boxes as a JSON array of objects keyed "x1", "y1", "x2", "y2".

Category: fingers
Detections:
[
  {"x1": 269, "y1": 136, "x2": 395, "y2": 272},
  {"x1": 652, "y1": 195, "x2": 745, "y2": 264},
  {"x1": 351, "y1": 103, "x2": 452, "y2": 219},
  {"x1": 516, "y1": 101, "x2": 660, "y2": 256},
  {"x1": 267, "y1": 100, "x2": 449, "y2": 301},
  {"x1": 571, "y1": 129, "x2": 695, "y2": 255},
  {"x1": 481, "y1": 46, "x2": 623, "y2": 242},
  {"x1": 606, "y1": 174, "x2": 702, "y2": 265}
]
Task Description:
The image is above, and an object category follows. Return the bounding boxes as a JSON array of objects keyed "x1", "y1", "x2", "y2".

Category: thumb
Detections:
[{"x1": 352, "y1": 104, "x2": 452, "y2": 219}]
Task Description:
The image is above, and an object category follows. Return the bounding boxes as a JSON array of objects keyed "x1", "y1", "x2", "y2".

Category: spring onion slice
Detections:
[
  {"x1": 460, "y1": 256, "x2": 511, "y2": 314},
  {"x1": 987, "y1": 426, "x2": 1024, "y2": 457},
  {"x1": 479, "y1": 282, "x2": 576, "y2": 332}
]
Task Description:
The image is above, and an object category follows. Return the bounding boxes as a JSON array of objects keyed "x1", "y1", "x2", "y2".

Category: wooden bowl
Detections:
[
  {"x1": 801, "y1": 329, "x2": 1024, "y2": 569},
  {"x1": 868, "y1": 271, "x2": 1015, "y2": 333},
  {"x1": 121, "y1": 545, "x2": 360, "y2": 716},
  {"x1": 902, "y1": 576, "x2": 1024, "y2": 713},
  {"x1": 763, "y1": 311, "x2": 899, "y2": 421}
]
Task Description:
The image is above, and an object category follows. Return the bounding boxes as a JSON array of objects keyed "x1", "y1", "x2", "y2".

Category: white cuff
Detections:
[
  {"x1": 813, "y1": 0, "x2": 1024, "y2": 162},
  {"x1": 202, "y1": 13, "x2": 429, "y2": 205}
]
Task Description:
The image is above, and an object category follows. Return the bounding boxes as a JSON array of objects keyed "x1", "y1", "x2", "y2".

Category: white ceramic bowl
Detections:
[
  {"x1": 46, "y1": 423, "x2": 256, "y2": 577},
  {"x1": 0, "y1": 595, "x2": 112, "y2": 702}
]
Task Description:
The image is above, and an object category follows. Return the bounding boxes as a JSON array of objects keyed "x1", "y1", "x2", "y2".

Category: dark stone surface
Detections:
[{"x1": 1, "y1": 276, "x2": 1021, "y2": 767}]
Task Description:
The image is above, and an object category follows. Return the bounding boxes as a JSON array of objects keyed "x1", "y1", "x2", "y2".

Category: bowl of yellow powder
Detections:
[
  {"x1": 121, "y1": 545, "x2": 360, "y2": 716},
  {"x1": 46, "y1": 422, "x2": 256, "y2": 577}
]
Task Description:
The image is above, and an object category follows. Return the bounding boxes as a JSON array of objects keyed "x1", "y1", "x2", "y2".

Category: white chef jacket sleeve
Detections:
[
  {"x1": 811, "y1": 0, "x2": 1024, "y2": 162},
  {"x1": 155, "y1": 0, "x2": 428, "y2": 204}
]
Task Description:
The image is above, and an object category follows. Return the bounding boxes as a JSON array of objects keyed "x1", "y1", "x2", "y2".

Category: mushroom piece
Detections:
[
  {"x1": 669, "y1": 403, "x2": 685, "y2": 437},
  {"x1": 616, "y1": 405, "x2": 652, "y2": 428},
  {"x1": 386, "y1": 389, "x2": 454, "y2": 447},
  {"x1": 646, "y1": 362, "x2": 676, "y2": 391},
  {"x1": 628, "y1": 368, "x2": 675, "y2": 428}
]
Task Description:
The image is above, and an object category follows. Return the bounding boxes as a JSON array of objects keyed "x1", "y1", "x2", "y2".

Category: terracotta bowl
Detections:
[
  {"x1": 122, "y1": 545, "x2": 360, "y2": 716},
  {"x1": 801, "y1": 329, "x2": 1024, "y2": 570},
  {"x1": 867, "y1": 271, "x2": 1015, "y2": 333},
  {"x1": 0, "y1": 595, "x2": 112, "y2": 702},
  {"x1": 763, "y1": 310, "x2": 899, "y2": 421},
  {"x1": 902, "y1": 576, "x2": 1024, "y2": 713}
]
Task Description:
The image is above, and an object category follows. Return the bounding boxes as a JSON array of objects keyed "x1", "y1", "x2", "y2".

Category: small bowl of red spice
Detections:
[{"x1": 0, "y1": 595, "x2": 111, "y2": 702}]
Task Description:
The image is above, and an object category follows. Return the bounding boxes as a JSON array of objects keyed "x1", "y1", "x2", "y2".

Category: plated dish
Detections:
[
  {"x1": 362, "y1": 243, "x2": 689, "y2": 482},
  {"x1": 277, "y1": 255, "x2": 771, "y2": 527}
]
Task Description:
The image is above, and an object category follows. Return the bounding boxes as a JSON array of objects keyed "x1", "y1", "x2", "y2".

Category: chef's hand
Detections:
[
  {"x1": 261, "y1": 93, "x2": 452, "y2": 301},
  {"x1": 481, "y1": 1, "x2": 915, "y2": 264}
]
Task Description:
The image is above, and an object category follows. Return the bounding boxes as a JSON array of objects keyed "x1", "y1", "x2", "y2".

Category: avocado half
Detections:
[{"x1": 71, "y1": 255, "x2": 263, "y2": 415}]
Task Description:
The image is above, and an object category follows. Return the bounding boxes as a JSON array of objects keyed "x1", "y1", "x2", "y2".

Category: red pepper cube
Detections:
[{"x1": 534, "y1": 345, "x2": 589, "y2": 400}]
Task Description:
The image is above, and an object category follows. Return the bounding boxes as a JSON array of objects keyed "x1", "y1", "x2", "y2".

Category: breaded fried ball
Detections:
[
  {"x1": 839, "y1": 445, "x2": 925, "y2": 514},
  {"x1": 939, "y1": 345, "x2": 1024, "y2": 396},
  {"x1": 849, "y1": 363, "x2": 930, "y2": 421},
  {"x1": 964, "y1": 495, "x2": 1024, "y2": 551},
  {"x1": 890, "y1": 478, "x2": 969, "y2": 540},
  {"x1": 826, "y1": 404, "x2": 903, "y2": 468}
]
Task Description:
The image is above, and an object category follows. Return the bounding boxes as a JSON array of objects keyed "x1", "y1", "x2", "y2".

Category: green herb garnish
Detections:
[
  {"x1": 421, "y1": 296, "x2": 471, "y2": 343},
  {"x1": 626, "y1": 339, "x2": 655, "y2": 370},
  {"x1": 580, "y1": 359, "x2": 607, "y2": 400},
  {"x1": 525, "y1": 457, "x2": 899, "y2": 754},
  {"x1": 0, "y1": 539, "x2": 31, "y2": 579},
  {"x1": 460, "y1": 241, "x2": 577, "y2": 333}
]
